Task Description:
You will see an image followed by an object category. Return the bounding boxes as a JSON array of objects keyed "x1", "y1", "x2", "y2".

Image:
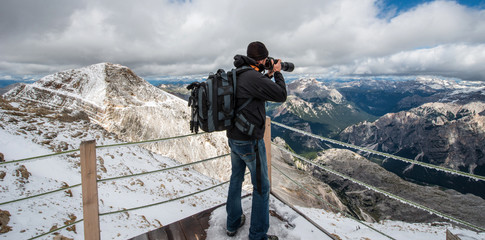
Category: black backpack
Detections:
[{"x1": 187, "y1": 67, "x2": 255, "y2": 135}]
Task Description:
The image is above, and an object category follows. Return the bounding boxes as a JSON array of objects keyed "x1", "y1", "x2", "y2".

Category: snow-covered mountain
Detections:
[
  {"x1": 268, "y1": 78, "x2": 376, "y2": 153},
  {"x1": 340, "y1": 101, "x2": 485, "y2": 176},
  {"x1": 0, "y1": 96, "x2": 230, "y2": 239},
  {"x1": 288, "y1": 78, "x2": 343, "y2": 104},
  {"x1": 1, "y1": 64, "x2": 483, "y2": 239},
  {"x1": 3, "y1": 63, "x2": 230, "y2": 181},
  {"x1": 338, "y1": 76, "x2": 485, "y2": 116}
]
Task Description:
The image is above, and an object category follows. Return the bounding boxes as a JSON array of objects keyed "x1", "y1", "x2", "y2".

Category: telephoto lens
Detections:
[
  {"x1": 280, "y1": 61, "x2": 294, "y2": 72},
  {"x1": 265, "y1": 57, "x2": 295, "y2": 72}
]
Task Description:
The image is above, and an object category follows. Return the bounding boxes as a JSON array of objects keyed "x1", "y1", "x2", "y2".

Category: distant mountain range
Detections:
[
  {"x1": 3, "y1": 64, "x2": 484, "y2": 237},
  {"x1": 270, "y1": 76, "x2": 485, "y2": 196},
  {"x1": 269, "y1": 76, "x2": 485, "y2": 166},
  {"x1": 156, "y1": 75, "x2": 485, "y2": 175},
  {"x1": 157, "y1": 75, "x2": 485, "y2": 198}
]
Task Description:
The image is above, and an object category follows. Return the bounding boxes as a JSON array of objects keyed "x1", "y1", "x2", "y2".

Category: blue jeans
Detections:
[{"x1": 226, "y1": 138, "x2": 270, "y2": 240}]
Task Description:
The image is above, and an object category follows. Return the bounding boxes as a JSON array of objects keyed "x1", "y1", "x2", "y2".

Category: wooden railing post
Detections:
[
  {"x1": 264, "y1": 117, "x2": 272, "y2": 189},
  {"x1": 80, "y1": 140, "x2": 100, "y2": 240}
]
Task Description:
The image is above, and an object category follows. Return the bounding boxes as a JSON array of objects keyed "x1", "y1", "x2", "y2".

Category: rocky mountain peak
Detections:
[
  {"x1": 4, "y1": 63, "x2": 231, "y2": 181},
  {"x1": 339, "y1": 101, "x2": 485, "y2": 175},
  {"x1": 288, "y1": 78, "x2": 343, "y2": 104},
  {"x1": 5, "y1": 63, "x2": 173, "y2": 111}
]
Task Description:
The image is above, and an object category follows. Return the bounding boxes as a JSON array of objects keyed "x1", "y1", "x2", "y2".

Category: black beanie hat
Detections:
[{"x1": 247, "y1": 41, "x2": 269, "y2": 61}]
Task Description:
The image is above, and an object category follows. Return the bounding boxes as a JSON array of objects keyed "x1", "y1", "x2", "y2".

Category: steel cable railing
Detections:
[
  {"x1": 28, "y1": 177, "x2": 234, "y2": 240},
  {"x1": 271, "y1": 162, "x2": 396, "y2": 240},
  {"x1": 4, "y1": 119, "x2": 484, "y2": 240},
  {"x1": 0, "y1": 133, "x2": 227, "y2": 240},
  {"x1": 24, "y1": 153, "x2": 232, "y2": 239},
  {"x1": 272, "y1": 120, "x2": 485, "y2": 182},
  {"x1": 0, "y1": 132, "x2": 206, "y2": 166},
  {"x1": 0, "y1": 132, "x2": 206, "y2": 205},
  {"x1": 0, "y1": 154, "x2": 229, "y2": 206},
  {"x1": 273, "y1": 143, "x2": 485, "y2": 232}
]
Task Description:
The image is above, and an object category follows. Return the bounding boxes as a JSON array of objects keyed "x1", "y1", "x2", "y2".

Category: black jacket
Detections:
[{"x1": 226, "y1": 55, "x2": 287, "y2": 140}]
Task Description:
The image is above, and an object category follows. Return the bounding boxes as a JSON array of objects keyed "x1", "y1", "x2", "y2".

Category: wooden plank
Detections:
[
  {"x1": 180, "y1": 216, "x2": 205, "y2": 240},
  {"x1": 80, "y1": 140, "x2": 100, "y2": 240},
  {"x1": 128, "y1": 195, "x2": 251, "y2": 240},
  {"x1": 165, "y1": 222, "x2": 185, "y2": 240},
  {"x1": 195, "y1": 210, "x2": 212, "y2": 232},
  {"x1": 147, "y1": 228, "x2": 169, "y2": 240},
  {"x1": 128, "y1": 227, "x2": 168, "y2": 240},
  {"x1": 130, "y1": 234, "x2": 149, "y2": 240},
  {"x1": 264, "y1": 116, "x2": 272, "y2": 188}
]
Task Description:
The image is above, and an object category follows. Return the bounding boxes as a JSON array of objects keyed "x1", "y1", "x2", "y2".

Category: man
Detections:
[{"x1": 226, "y1": 41, "x2": 287, "y2": 240}]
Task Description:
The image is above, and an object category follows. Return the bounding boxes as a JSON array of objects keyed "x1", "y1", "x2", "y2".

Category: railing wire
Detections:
[
  {"x1": 271, "y1": 163, "x2": 396, "y2": 239},
  {"x1": 23, "y1": 153, "x2": 233, "y2": 239},
  {"x1": 98, "y1": 153, "x2": 229, "y2": 183},
  {"x1": 99, "y1": 176, "x2": 238, "y2": 217},
  {"x1": 272, "y1": 120, "x2": 485, "y2": 182},
  {"x1": 273, "y1": 144, "x2": 485, "y2": 232},
  {"x1": 6, "y1": 121, "x2": 484, "y2": 239},
  {"x1": 0, "y1": 183, "x2": 81, "y2": 206},
  {"x1": 0, "y1": 132, "x2": 206, "y2": 166},
  {"x1": 0, "y1": 154, "x2": 229, "y2": 206}
]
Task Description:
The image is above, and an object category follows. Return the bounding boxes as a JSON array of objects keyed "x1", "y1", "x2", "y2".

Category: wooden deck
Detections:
[
  {"x1": 128, "y1": 193, "x2": 337, "y2": 240},
  {"x1": 128, "y1": 194, "x2": 252, "y2": 240},
  {"x1": 128, "y1": 204, "x2": 217, "y2": 240}
]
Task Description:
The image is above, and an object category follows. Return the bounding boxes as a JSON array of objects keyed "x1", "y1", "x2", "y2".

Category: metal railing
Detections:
[{"x1": 2, "y1": 117, "x2": 483, "y2": 240}]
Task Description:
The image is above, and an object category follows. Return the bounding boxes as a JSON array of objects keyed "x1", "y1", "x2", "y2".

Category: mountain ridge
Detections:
[
  {"x1": 4, "y1": 63, "x2": 231, "y2": 181},
  {"x1": 339, "y1": 101, "x2": 485, "y2": 175}
]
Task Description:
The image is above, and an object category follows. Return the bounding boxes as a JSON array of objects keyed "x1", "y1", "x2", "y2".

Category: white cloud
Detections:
[
  {"x1": 0, "y1": 0, "x2": 484, "y2": 80},
  {"x1": 343, "y1": 44, "x2": 485, "y2": 80}
]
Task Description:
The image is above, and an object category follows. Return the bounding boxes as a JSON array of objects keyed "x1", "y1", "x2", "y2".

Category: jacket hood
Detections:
[{"x1": 233, "y1": 55, "x2": 258, "y2": 68}]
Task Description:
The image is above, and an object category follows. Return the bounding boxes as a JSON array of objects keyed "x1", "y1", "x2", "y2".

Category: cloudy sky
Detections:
[{"x1": 1, "y1": 0, "x2": 484, "y2": 81}]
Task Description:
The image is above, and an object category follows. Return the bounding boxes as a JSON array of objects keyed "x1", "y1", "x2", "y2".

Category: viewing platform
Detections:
[
  {"x1": 129, "y1": 204, "x2": 215, "y2": 240},
  {"x1": 129, "y1": 193, "x2": 337, "y2": 240}
]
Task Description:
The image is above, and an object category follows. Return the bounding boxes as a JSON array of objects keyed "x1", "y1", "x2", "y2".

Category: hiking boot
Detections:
[
  {"x1": 226, "y1": 214, "x2": 246, "y2": 237},
  {"x1": 267, "y1": 235, "x2": 279, "y2": 240}
]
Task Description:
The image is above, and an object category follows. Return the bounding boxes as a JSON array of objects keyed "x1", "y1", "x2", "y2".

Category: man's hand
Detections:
[
  {"x1": 273, "y1": 59, "x2": 282, "y2": 72},
  {"x1": 268, "y1": 59, "x2": 281, "y2": 77}
]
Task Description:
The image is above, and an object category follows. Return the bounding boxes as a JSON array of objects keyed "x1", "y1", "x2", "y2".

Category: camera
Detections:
[{"x1": 265, "y1": 57, "x2": 295, "y2": 72}]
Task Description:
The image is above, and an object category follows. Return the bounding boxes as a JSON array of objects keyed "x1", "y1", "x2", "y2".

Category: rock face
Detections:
[
  {"x1": 269, "y1": 78, "x2": 376, "y2": 153},
  {"x1": 4, "y1": 63, "x2": 230, "y2": 180},
  {"x1": 270, "y1": 137, "x2": 349, "y2": 213},
  {"x1": 339, "y1": 102, "x2": 485, "y2": 175},
  {"x1": 311, "y1": 148, "x2": 485, "y2": 227}
]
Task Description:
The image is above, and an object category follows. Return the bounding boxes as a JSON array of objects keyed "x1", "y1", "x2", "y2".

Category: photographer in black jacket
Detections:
[{"x1": 225, "y1": 41, "x2": 287, "y2": 240}]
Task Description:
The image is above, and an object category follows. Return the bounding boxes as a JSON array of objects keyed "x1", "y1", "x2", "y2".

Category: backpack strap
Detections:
[
  {"x1": 233, "y1": 65, "x2": 254, "y2": 114},
  {"x1": 236, "y1": 97, "x2": 253, "y2": 113},
  {"x1": 234, "y1": 96, "x2": 254, "y2": 136},
  {"x1": 231, "y1": 65, "x2": 257, "y2": 136},
  {"x1": 221, "y1": 70, "x2": 232, "y2": 127},
  {"x1": 235, "y1": 110, "x2": 255, "y2": 136}
]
